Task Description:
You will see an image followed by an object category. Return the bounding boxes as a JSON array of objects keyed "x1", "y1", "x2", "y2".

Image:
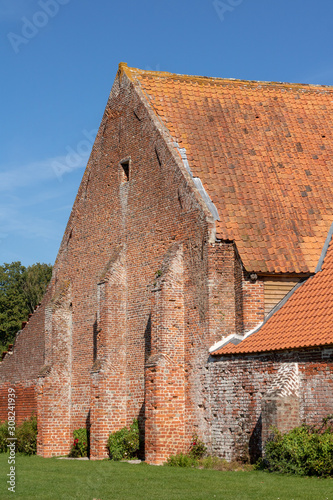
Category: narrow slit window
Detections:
[{"x1": 121, "y1": 161, "x2": 130, "y2": 182}]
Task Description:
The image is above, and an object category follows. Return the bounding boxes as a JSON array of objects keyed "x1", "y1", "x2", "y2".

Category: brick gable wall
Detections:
[{"x1": 30, "y1": 69, "x2": 222, "y2": 460}]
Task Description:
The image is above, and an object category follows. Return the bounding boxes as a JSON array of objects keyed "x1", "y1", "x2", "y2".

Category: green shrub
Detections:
[
  {"x1": 166, "y1": 434, "x2": 206, "y2": 467},
  {"x1": 0, "y1": 416, "x2": 37, "y2": 455},
  {"x1": 189, "y1": 434, "x2": 207, "y2": 459},
  {"x1": 0, "y1": 421, "x2": 9, "y2": 453},
  {"x1": 165, "y1": 452, "x2": 198, "y2": 467},
  {"x1": 107, "y1": 419, "x2": 139, "y2": 461},
  {"x1": 16, "y1": 415, "x2": 37, "y2": 455},
  {"x1": 69, "y1": 428, "x2": 89, "y2": 458},
  {"x1": 259, "y1": 416, "x2": 333, "y2": 477}
]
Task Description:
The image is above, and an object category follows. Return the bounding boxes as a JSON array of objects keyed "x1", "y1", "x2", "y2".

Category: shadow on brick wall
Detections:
[{"x1": 249, "y1": 414, "x2": 262, "y2": 463}]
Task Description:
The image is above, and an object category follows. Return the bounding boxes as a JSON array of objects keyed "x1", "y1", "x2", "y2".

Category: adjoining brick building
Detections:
[
  {"x1": 1, "y1": 63, "x2": 333, "y2": 463},
  {"x1": 209, "y1": 223, "x2": 333, "y2": 461}
]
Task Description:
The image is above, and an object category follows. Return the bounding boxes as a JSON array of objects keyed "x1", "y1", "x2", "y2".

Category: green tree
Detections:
[
  {"x1": 0, "y1": 262, "x2": 28, "y2": 347},
  {"x1": 0, "y1": 261, "x2": 52, "y2": 349},
  {"x1": 22, "y1": 263, "x2": 53, "y2": 314}
]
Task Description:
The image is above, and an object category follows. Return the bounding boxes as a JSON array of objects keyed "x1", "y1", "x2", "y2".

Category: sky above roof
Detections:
[{"x1": 1, "y1": 0, "x2": 333, "y2": 266}]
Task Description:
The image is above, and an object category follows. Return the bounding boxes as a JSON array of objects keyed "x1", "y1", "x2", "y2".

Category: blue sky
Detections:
[{"x1": 1, "y1": 0, "x2": 333, "y2": 266}]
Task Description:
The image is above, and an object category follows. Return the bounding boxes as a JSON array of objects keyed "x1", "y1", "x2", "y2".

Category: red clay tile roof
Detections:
[
  {"x1": 211, "y1": 228, "x2": 333, "y2": 355},
  {"x1": 124, "y1": 65, "x2": 333, "y2": 274}
]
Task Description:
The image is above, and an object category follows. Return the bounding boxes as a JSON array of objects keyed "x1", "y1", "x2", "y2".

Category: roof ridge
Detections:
[
  {"x1": 315, "y1": 221, "x2": 333, "y2": 272},
  {"x1": 120, "y1": 62, "x2": 333, "y2": 91}
]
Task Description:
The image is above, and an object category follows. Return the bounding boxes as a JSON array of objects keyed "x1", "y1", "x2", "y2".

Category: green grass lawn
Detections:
[{"x1": 0, "y1": 454, "x2": 332, "y2": 500}]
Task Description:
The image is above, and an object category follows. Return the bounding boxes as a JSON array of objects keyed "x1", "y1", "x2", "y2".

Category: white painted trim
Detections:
[
  {"x1": 209, "y1": 322, "x2": 263, "y2": 353},
  {"x1": 209, "y1": 334, "x2": 243, "y2": 353}
]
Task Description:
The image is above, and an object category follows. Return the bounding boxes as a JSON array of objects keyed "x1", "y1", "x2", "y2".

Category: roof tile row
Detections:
[{"x1": 126, "y1": 66, "x2": 333, "y2": 274}]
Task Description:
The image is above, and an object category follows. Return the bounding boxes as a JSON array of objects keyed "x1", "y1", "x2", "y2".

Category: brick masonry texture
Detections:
[
  {"x1": 0, "y1": 298, "x2": 48, "y2": 426},
  {"x1": 208, "y1": 349, "x2": 333, "y2": 461},
  {"x1": 1, "y1": 65, "x2": 333, "y2": 464},
  {"x1": 145, "y1": 245, "x2": 186, "y2": 463},
  {"x1": 0, "y1": 384, "x2": 36, "y2": 425}
]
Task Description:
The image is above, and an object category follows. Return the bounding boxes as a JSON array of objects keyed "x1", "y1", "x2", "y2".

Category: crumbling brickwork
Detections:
[
  {"x1": 145, "y1": 244, "x2": 186, "y2": 463},
  {"x1": 209, "y1": 348, "x2": 333, "y2": 462},
  {"x1": 261, "y1": 363, "x2": 300, "y2": 448},
  {"x1": 89, "y1": 250, "x2": 127, "y2": 459},
  {"x1": 37, "y1": 282, "x2": 72, "y2": 456},
  {"x1": 0, "y1": 300, "x2": 47, "y2": 425}
]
